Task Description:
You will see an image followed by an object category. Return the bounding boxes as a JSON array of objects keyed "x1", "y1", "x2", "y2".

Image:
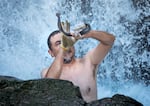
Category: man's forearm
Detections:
[
  {"x1": 84, "y1": 30, "x2": 115, "y2": 46},
  {"x1": 45, "y1": 49, "x2": 64, "y2": 78}
]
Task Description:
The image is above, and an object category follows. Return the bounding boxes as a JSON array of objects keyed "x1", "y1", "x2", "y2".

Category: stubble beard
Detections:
[
  {"x1": 63, "y1": 48, "x2": 74, "y2": 64},
  {"x1": 63, "y1": 56, "x2": 73, "y2": 64}
]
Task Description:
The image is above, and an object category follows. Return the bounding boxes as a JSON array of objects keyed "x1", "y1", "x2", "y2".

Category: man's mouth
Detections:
[{"x1": 63, "y1": 58, "x2": 72, "y2": 64}]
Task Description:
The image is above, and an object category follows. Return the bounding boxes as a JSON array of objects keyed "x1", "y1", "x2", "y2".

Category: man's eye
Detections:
[{"x1": 56, "y1": 41, "x2": 61, "y2": 45}]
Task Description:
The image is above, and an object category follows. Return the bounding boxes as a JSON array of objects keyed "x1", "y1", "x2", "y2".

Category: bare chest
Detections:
[
  {"x1": 59, "y1": 60, "x2": 97, "y2": 102},
  {"x1": 60, "y1": 61, "x2": 94, "y2": 86}
]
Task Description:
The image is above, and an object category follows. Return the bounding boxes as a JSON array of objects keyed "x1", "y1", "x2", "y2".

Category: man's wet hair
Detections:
[{"x1": 47, "y1": 30, "x2": 60, "y2": 50}]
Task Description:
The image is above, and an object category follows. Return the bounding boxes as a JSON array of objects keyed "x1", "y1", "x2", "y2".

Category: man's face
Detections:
[{"x1": 49, "y1": 33, "x2": 75, "y2": 62}]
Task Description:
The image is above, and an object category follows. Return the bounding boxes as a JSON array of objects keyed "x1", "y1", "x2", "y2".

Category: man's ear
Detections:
[{"x1": 48, "y1": 49, "x2": 54, "y2": 57}]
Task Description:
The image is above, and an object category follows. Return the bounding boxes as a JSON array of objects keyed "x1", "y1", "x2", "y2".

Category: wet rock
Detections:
[
  {"x1": 0, "y1": 76, "x2": 143, "y2": 106},
  {"x1": 87, "y1": 94, "x2": 143, "y2": 106}
]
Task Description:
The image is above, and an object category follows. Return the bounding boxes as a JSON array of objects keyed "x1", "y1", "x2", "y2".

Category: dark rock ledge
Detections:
[{"x1": 0, "y1": 76, "x2": 143, "y2": 106}]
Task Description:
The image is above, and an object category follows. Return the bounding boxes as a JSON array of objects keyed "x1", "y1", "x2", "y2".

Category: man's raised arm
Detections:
[{"x1": 84, "y1": 30, "x2": 115, "y2": 65}]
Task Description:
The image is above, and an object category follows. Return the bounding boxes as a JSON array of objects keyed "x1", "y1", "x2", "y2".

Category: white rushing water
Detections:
[{"x1": 0, "y1": 0, "x2": 149, "y2": 105}]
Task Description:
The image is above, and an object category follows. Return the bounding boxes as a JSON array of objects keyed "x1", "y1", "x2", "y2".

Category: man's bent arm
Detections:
[
  {"x1": 84, "y1": 30, "x2": 115, "y2": 65},
  {"x1": 44, "y1": 49, "x2": 64, "y2": 79}
]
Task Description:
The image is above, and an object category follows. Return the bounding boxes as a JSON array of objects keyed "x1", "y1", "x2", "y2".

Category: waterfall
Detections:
[{"x1": 0, "y1": 0, "x2": 149, "y2": 105}]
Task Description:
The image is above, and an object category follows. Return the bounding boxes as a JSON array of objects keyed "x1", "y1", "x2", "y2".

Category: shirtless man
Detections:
[{"x1": 41, "y1": 30, "x2": 115, "y2": 102}]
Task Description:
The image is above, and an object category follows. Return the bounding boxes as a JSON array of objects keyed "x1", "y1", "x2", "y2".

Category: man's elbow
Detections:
[
  {"x1": 109, "y1": 34, "x2": 115, "y2": 45},
  {"x1": 45, "y1": 73, "x2": 60, "y2": 79},
  {"x1": 41, "y1": 72, "x2": 46, "y2": 78},
  {"x1": 41, "y1": 68, "x2": 49, "y2": 78},
  {"x1": 103, "y1": 34, "x2": 115, "y2": 46}
]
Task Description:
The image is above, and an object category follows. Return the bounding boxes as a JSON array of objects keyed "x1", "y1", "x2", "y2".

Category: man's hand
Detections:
[
  {"x1": 71, "y1": 32, "x2": 84, "y2": 40},
  {"x1": 72, "y1": 23, "x2": 91, "y2": 40}
]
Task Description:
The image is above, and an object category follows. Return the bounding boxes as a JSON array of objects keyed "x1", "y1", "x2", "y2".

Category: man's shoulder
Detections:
[{"x1": 41, "y1": 68, "x2": 49, "y2": 78}]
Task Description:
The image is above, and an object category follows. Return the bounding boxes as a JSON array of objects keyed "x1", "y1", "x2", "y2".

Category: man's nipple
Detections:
[{"x1": 86, "y1": 87, "x2": 91, "y2": 94}]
